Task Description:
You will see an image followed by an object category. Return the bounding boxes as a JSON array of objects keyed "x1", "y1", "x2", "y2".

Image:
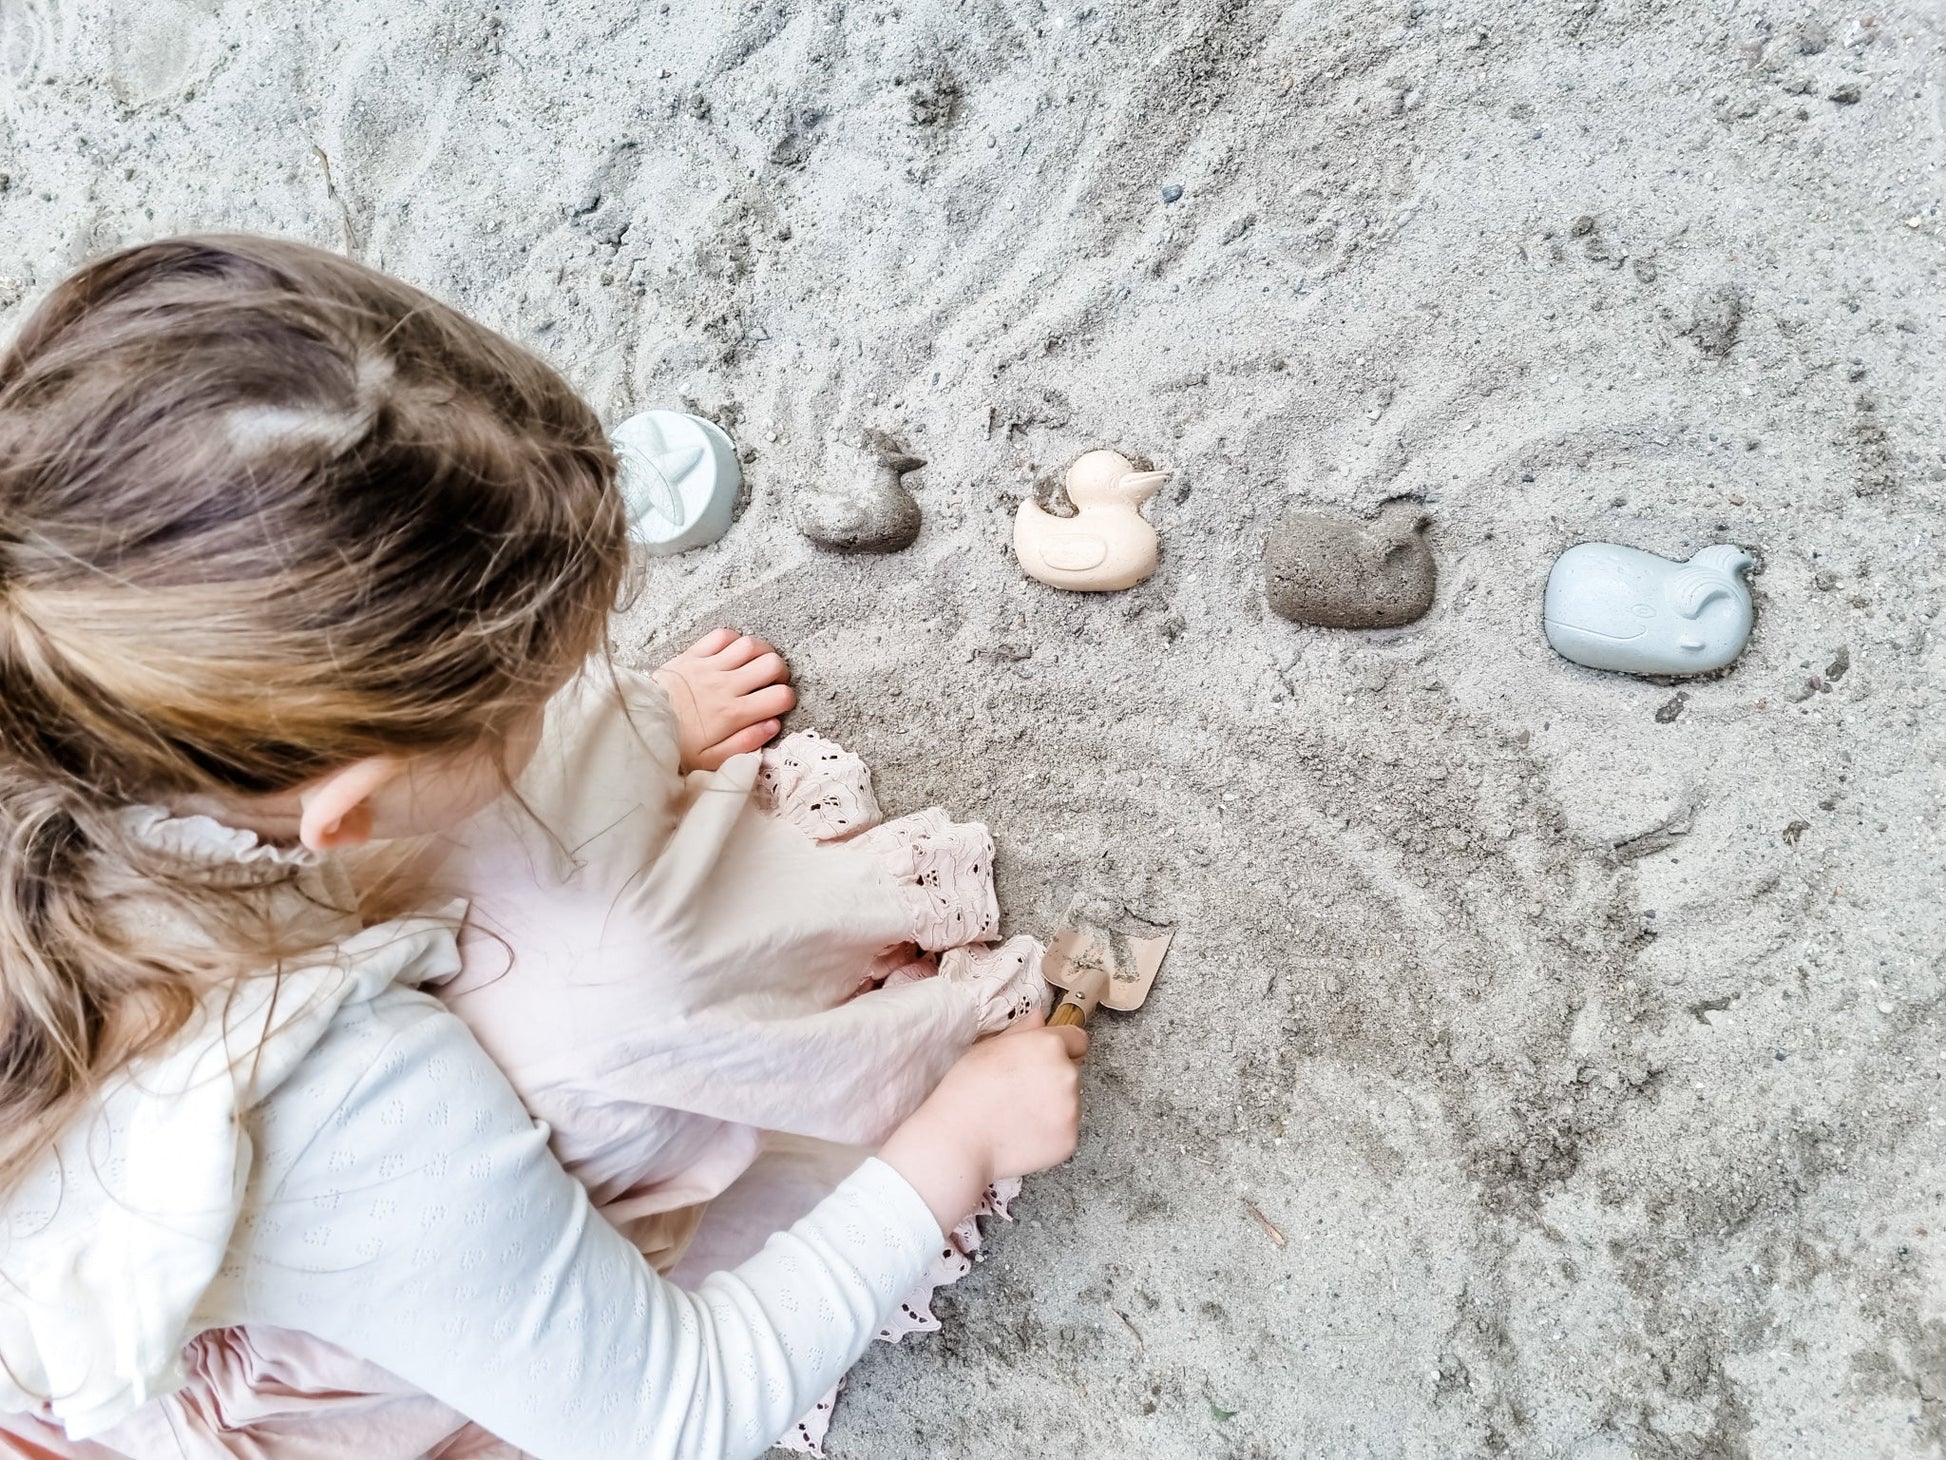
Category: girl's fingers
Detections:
[
  {"x1": 999, "y1": 1009, "x2": 1086, "y2": 1058},
  {"x1": 714, "y1": 634, "x2": 774, "y2": 669},
  {"x1": 741, "y1": 683, "x2": 797, "y2": 720},
  {"x1": 1051, "y1": 1026, "x2": 1090, "y2": 1061},
  {"x1": 685, "y1": 626, "x2": 739, "y2": 658},
  {"x1": 699, "y1": 719, "x2": 781, "y2": 766},
  {"x1": 729, "y1": 651, "x2": 790, "y2": 692}
]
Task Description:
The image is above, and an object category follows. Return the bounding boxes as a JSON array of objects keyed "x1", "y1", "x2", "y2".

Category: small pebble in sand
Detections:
[
  {"x1": 1160, "y1": 183, "x2": 1183, "y2": 203},
  {"x1": 1686, "y1": 285, "x2": 1744, "y2": 358},
  {"x1": 1828, "y1": 82, "x2": 1862, "y2": 104},
  {"x1": 1264, "y1": 503, "x2": 1436, "y2": 629}
]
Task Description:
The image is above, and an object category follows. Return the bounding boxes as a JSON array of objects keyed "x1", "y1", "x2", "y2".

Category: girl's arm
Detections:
[
  {"x1": 570, "y1": 950, "x2": 1041, "y2": 1150},
  {"x1": 226, "y1": 989, "x2": 1079, "y2": 1460},
  {"x1": 584, "y1": 974, "x2": 980, "y2": 1149}
]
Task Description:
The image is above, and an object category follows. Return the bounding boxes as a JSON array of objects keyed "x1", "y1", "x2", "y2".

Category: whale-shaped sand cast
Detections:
[
  {"x1": 1544, "y1": 542, "x2": 1755, "y2": 675},
  {"x1": 1263, "y1": 503, "x2": 1437, "y2": 628}
]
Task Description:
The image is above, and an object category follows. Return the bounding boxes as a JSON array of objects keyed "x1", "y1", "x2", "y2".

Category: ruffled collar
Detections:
[
  {"x1": 110, "y1": 806, "x2": 355, "y2": 949},
  {"x1": 119, "y1": 806, "x2": 321, "y2": 871}
]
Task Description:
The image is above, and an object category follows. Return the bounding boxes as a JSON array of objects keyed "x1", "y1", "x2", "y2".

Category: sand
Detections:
[{"x1": 3, "y1": 0, "x2": 1943, "y2": 1454}]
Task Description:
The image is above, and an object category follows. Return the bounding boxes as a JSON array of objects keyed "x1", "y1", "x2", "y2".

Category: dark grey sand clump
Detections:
[{"x1": 1686, "y1": 283, "x2": 1746, "y2": 359}]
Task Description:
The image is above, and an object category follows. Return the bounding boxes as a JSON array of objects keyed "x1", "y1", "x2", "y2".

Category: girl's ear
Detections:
[{"x1": 298, "y1": 757, "x2": 403, "y2": 852}]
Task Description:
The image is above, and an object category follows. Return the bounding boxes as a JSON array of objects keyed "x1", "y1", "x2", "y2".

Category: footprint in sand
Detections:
[{"x1": 104, "y1": 0, "x2": 218, "y2": 107}]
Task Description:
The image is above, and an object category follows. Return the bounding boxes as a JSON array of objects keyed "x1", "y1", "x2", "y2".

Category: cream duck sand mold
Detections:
[{"x1": 1013, "y1": 449, "x2": 1170, "y2": 591}]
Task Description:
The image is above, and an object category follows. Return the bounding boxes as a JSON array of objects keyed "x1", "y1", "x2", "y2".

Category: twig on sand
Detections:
[
  {"x1": 1243, "y1": 1199, "x2": 1287, "y2": 1248},
  {"x1": 1112, "y1": 1307, "x2": 1145, "y2": 1349},
  {"x1": 1609, "y1": 803, "x2": 1695, "y2": 863},
  {"x1": 311, "y1": 145, "x2": 362, "y2": 259}
]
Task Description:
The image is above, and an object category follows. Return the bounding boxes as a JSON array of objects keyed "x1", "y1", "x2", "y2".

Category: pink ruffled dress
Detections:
[
  {"x1": 4, "y1": 669, "x2": 1044, "y2": 1459},
  {"x1": 430, "y1": 673, "x2": 1044, "y2": 1250}
]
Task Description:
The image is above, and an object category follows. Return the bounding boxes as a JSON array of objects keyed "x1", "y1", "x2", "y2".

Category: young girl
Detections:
[{"x1": 0, "y1": 236, "x2": 1084, "y2": 1459}]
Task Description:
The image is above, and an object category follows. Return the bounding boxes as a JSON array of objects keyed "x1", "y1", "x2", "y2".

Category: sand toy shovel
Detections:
[{"x1": 1044, "y1": 900, "x2": 1174, "y2": 1031}]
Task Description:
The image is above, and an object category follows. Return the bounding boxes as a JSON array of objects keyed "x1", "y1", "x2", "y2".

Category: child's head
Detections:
[
  {"x1": 0, "y1": 235, "x2": 625, "y2": 814},
  {"x1": 0, "y1": 235, "x2": 627, "y2": 1171}
]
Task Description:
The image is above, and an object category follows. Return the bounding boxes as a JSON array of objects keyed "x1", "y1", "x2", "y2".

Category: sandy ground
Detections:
[{"x1": 4, "y1": 0, "x2": 1945, "y2": 1454}]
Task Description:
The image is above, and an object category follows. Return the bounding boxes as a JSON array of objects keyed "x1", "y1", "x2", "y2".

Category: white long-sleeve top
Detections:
[{"x1": 0, "y1": 811, "x2": 940, "y2": 1460}]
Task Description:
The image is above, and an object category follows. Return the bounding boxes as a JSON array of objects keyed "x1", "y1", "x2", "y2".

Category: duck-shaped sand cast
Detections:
[{"x1": 1013, "y1": 450, "x2": 1171, "y2": 592}]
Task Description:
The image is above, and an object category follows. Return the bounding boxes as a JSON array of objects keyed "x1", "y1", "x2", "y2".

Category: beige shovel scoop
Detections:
[{"x1": 1043, "y1": 900, "x2": 1174, "y2": 1031}]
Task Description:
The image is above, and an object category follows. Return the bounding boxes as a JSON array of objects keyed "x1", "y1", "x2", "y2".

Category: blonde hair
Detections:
[{"x1": 0, "y1": 236, "x2": 627, "y2": 1192}]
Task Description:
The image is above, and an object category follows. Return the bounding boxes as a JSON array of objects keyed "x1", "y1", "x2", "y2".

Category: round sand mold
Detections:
[
  {"x1": 1263, "y1": 505, "x2": 1436, "y2": 628},
  {"x1": 611, "y1": 409, "x2": 741, "y2": 556},
  {"x1": 795, "y1": 429, "x2": 923, "y2": 554}
]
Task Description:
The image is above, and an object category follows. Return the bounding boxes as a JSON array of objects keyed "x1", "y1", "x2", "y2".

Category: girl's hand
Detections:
[
  {"x1": 651, "y1": 628, "x2": 795, "y2": 771},
  {"x1": 877, "y1": 1014, "x2": 1088, "y2": 1234}
]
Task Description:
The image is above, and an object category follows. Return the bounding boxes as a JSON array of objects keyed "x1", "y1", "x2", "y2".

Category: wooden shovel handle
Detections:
[{"x1": 1047, "y1": 998, "x2": 1089, "y2": 1029}]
